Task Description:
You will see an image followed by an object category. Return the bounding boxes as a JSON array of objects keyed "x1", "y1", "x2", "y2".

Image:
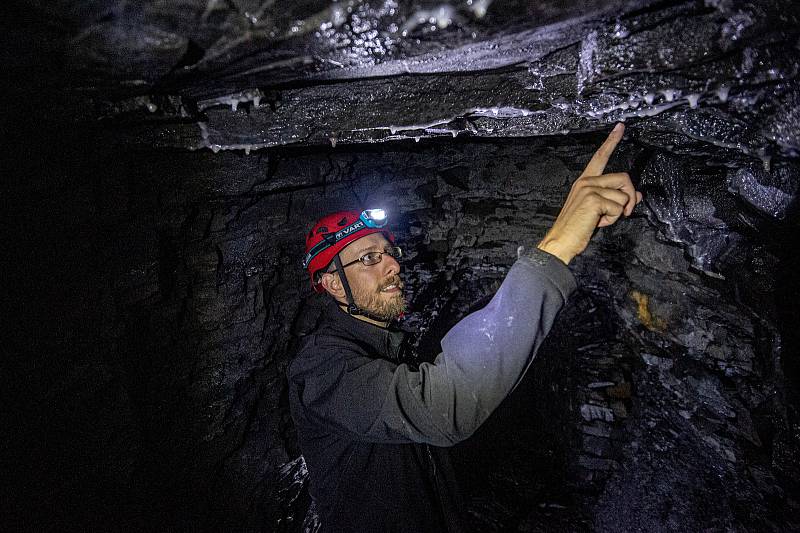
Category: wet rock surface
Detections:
[{"x1": 6, "y1": 0, "x2": 800, "y2": 531}]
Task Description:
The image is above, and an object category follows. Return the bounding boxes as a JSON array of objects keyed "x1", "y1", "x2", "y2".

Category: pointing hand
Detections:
[{"x1": 537, "y1": 123, "x2": 643, "y2": 265}]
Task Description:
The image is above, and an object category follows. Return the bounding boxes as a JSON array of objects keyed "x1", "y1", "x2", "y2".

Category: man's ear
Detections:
[{"x1": 320, "y1": 272, "x2": 345, "y2": 300}]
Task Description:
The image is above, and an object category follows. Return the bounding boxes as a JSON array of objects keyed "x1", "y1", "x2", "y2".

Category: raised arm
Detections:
[
  {"x1": 292, "y1": 248, "x2": 575, "y2": 446},
  {"x1": 290, "y1": 125, "x2": 642, "y2": 446}
]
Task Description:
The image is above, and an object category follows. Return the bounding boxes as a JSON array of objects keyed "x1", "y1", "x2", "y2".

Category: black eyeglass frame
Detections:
[{"x1": 329, "y1": 246, "x2": 403, "y2": 272}]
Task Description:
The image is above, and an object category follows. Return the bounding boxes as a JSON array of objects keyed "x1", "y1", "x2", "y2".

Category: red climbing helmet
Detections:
[{"x1": 303, "y1": 209, "x2": 395, "y2": 293}]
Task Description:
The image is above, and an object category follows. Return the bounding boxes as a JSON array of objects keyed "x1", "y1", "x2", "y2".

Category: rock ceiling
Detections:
[{"x1": 17, "y1": 0, "x2": 797, "y2": 160}]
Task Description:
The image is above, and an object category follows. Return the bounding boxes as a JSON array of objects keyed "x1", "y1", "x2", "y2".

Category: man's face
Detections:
[{"x1": 332, "y1": 232, "x2": 406, "y2": 321}]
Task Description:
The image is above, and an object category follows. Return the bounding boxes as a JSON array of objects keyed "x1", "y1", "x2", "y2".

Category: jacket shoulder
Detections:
[{"x1": 287, "y1": 330, "x2": 366, "y2": 383}]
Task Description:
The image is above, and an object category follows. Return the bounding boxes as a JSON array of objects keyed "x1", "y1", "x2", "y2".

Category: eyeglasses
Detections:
[{"x1": 332, "y1": 246, "x2": 403, "y2": 271}]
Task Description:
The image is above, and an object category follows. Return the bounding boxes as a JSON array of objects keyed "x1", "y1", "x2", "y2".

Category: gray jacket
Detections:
[{"x1": 287, "y1": 248, "x2": 577, "y2": 532}]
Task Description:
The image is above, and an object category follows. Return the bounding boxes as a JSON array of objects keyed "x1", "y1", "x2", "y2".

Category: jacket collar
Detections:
[{"x1": 319, "y1": 297, "x2": 406, "y2": 361}]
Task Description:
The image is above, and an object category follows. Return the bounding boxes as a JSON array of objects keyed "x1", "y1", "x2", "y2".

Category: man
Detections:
[{"x1": 287, "y1": 124, "x2": 642, "y2": 532}]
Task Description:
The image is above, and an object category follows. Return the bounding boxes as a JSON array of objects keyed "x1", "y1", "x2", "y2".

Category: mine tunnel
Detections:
[{"x1": 6, "y1": 0, "x2": 800, "y2": 531}]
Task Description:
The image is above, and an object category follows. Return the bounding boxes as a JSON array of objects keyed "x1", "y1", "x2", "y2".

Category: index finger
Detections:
[{"x1": 581, "y1": 123, "x2": 625, "y2": 177}]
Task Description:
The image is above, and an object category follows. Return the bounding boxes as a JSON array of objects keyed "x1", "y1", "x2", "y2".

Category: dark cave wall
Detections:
[
  {"x1": 5, "y1": 0, "x2": 800, "y2": 531},
  {"x1": 80, "y1": 138, "x2": 584, "y2": 529},
  {"x1": 12, "y1": 122, "x2": 798, "y2": 531}
]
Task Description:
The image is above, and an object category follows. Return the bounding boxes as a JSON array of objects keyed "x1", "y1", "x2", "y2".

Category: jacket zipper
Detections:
[
  {"x1": 426, "y1": 444, "x2": 438, "y2": 478},
  {"x1": 426, "y1": 445, "x2": 444, "y2": 521}
]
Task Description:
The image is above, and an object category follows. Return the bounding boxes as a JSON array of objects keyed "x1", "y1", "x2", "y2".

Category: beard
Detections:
[{"x1": 352, "y1": 274, "x2": 407, "y2": 321}]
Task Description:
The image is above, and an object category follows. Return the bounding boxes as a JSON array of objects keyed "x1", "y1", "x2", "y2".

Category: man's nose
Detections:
[{"x1": 382, "y1": 253, "x2": 400, "y2": 276}]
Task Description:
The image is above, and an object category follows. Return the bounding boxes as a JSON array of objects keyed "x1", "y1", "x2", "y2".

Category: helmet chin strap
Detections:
[
  {"x1": 332, "y1": 254, "x2": 360, "y2": 315},
  {"x1": 332, "y1": 254, "x2": 391, "y2": 323}
]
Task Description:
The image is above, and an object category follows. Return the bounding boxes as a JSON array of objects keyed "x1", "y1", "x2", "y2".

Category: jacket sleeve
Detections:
[{"x1": 293, "y1": 248, "x2": 577, "y2": 446}]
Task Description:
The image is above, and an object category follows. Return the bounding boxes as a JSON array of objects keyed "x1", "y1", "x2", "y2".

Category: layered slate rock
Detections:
[
  {"x1": 65, "y1": 0, "x2": 800, "y2": 275},
  {"x1": 7, "y1": 0, "x2": 800, "y2": 531}
]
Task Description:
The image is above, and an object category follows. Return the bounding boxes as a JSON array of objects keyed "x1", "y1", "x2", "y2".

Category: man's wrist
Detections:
[{"x1": 536, "y1": 238, "x2": 574, "y2": 265}]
